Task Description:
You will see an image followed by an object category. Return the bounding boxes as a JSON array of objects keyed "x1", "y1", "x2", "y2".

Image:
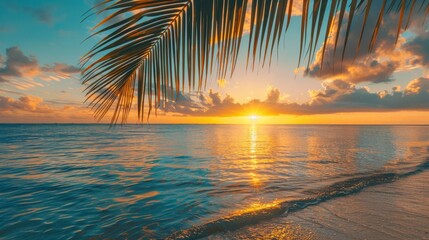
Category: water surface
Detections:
[{"x1": 1, "y1": 124, "x2": 428, "y2": 239}]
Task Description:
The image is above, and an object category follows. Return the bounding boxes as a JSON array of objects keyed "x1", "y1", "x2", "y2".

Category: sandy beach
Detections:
[{"x1": 209, "y1": 170, "x2": 429, "y2": 239}]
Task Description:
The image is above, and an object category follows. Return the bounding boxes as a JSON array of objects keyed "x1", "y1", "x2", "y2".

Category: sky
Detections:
[{"x1": 1, "y1": 0, "x2": 429, "y2": 124}]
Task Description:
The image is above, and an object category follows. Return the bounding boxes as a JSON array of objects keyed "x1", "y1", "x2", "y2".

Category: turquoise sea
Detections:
[{"x1": 1, "y1": 124, "x2": 428, "y2": 239}]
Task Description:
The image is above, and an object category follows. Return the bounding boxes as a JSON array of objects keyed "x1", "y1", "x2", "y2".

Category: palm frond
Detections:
[{"x1": 82, "y1": 0, "x2": 428, "y2": 123}]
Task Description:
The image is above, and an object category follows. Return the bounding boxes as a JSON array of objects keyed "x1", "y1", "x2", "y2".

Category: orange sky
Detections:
[{"x1": 2, "y1": 101, "x2": 429, "y2": 124}]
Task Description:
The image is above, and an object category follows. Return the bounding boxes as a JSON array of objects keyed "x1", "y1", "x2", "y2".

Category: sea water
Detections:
[{"x1": 1, "y1": 124, "x2": 428, "y2": 239}]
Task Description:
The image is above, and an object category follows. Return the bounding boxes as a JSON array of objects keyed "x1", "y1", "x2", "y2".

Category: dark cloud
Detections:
[
  {"x1": 160, "y1": 90, "x2": 208, "y2": 114},
  {"x1": 403, "y1": 31, "x2": 429, "y2": 67},
  {"x1": 304, "y1": 2, "x2": 427, "y2": 84},
  {"x1": 164, "y1": 78, "x2": 429, "y2": 116},
  {"x1": 306, "y1": 78, "x2": 429, "y2": 113},
  {"x1": 0, "y1": 47, "x2": 39, "y2": 83},
  {"x1": 0, "y1": 47, "x2": 80, "y2": 87}
]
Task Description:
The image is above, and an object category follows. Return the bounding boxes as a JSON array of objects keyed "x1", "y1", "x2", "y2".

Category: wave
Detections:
[{"x1": 167, "y1": 159, "x2": 429, "y2": 240}]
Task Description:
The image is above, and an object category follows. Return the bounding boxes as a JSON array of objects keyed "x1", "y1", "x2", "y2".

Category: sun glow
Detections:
[{"x1": 249, "y1": 115, "x2": 258, "y2": 121}]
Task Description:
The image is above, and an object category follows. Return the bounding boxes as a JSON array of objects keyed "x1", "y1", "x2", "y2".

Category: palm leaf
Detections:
[{"x1": 82, "y1": 0, "x2": 429, "y2": 123}]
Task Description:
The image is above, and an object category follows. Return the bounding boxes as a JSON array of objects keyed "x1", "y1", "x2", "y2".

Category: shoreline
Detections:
[{"x1": 208, "y1": 170, "x2": 429, "y2": 239}]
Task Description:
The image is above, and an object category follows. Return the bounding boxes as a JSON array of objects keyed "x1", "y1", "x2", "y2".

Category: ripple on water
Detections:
[{"x1": 0, "y1": 124, "x2": 429, "y2": 239}]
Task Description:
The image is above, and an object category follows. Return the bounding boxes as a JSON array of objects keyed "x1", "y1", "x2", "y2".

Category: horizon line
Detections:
[{"x1": 1, "y1": 123, "x2": 429, "y2": 126}]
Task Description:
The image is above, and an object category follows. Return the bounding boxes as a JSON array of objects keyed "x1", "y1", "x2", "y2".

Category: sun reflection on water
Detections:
[{"x1": 249, "y1": 124, "x2": 261, "y2": 187}]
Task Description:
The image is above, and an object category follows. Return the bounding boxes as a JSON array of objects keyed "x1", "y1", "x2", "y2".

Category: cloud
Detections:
[
  {"x1": 0, "y1": 94, "x2": 99, "y2": 123},
  {"x1": 41, "y1": 63, "x2": 81, "y2": 81},
  {"x1": 403, "y1": 31, "x2": 429, "y2": 67},
  {"x1": 0, "y1": 47, "x2": 80, "y2": 88},
  {"x1": 0, "y1": 47, "x2": 40, "y2": 83},
  {"x1": 304, "y1": 3, "x2": 427, "y2": 84},
  {"x1": 163, "y1": 77, "x2": 429, "y2": 116},
  {"x1": 20, "y1": 6, "x2": 55, "y2": 25},
  {"x1": 404, "y1": 77, "x2": 429, "y2": 95},
  {"x1": 266, "y1": 86, "x2": 280, "y2": 103},
  {"x1": 306, "y1": 78, "x2": 429, "y2": 112},
  {"x1": 0, "y1": 95, "x2": 53, "y2": 113}
]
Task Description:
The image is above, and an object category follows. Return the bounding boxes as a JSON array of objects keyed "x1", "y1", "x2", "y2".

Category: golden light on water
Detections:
[
  {"x1": 232, "y1": 200, "x2": 281, "y2": 215},
  {"x1": 249, "y1": 124, "x2": 260, "y2": 187}
]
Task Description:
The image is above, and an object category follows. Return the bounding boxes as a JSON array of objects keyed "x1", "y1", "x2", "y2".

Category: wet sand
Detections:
[{"x1": 208, "y1": 170, "x2": 429, "y2": 240}]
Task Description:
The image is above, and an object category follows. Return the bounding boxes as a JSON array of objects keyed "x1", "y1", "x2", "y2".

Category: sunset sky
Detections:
[{"x1": 1, "y1": 0, "x2": 429, "y2": 124}]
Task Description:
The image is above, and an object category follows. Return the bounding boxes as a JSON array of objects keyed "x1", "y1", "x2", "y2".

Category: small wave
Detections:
[{"x1": 167, "y1": 158, "x2": 429, "y2": 240}]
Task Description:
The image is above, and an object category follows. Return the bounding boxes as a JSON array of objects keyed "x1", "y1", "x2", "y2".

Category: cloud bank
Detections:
[
  {"x1": 164, "y1": 77, "x2": 429, "y2": 117},
  {"x1": 0, "y1": 95, "x2": 53, "y2": 113},
  {"x1": 0, "y1": 94, "x2": 97, "y2": 123},
  {"x1": 0, "y1": 47, "x2": 80, "y2": 89}
]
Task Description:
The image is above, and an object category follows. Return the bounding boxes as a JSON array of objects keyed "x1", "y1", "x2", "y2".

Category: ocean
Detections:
[{"x1": 1, "y1": 124, "x2": 428, "y2": 239}]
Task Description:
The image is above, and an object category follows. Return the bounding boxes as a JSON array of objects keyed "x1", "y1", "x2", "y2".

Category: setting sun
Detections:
[{"x1": 249, "y1": 115, "x2": 258, "y2": 121}]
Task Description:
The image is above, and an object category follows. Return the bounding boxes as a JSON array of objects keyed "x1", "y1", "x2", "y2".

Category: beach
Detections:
[{"x1": 208, "y1": 169, "x2": 429, "y2": 239}]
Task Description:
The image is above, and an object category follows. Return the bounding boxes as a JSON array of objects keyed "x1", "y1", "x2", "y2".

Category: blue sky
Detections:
[{"x1": 0, "y1": 0, "x2": 94, "y2": 64}]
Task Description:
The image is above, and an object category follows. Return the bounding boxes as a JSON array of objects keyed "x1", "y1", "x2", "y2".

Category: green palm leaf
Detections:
[{"x1": 82, "y1": 0, "x2": 427, "y2": 124}]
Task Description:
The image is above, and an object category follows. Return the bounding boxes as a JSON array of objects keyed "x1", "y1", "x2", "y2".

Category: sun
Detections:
[{"x1": 249, "y1": 115, "x2": 258, "y2": 121}]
